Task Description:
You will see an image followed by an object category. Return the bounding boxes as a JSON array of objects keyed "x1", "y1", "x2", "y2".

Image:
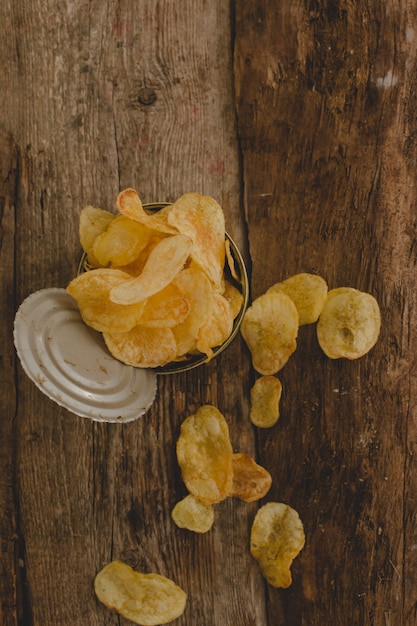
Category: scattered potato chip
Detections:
[
  {"x1": 250, "y1": 375, "x2": 282, "y2": 428},
  {"x1": 103, "y1": 325, "x2": 178, "y2": 368},
  {"x1": 92, "y1": 215, "x2": 153, "y2": 268},
  {"x1": 196, "y1": 293, "x2": 234, "y2": 359},
  {"x1": 171, "y1": 494, "x2": 215, "y2": 533},
  {"x1": 267, "y1": 272, "x2": 328, "y2": 325},
  {"x1": 171, "y1": 267, "x2": 214, "y2": 358},
  {"x1": 317, "y1": 287, "x2": 381, "y2": 359},
  {"x1": 167, "y1": 193, "x2": 226, "y2": 292},
  {"x1": 94, "y1": 560, "x2": 187, "y2": 626},
  {"x1": 66, "y1": 269, "x2": 145, "y2": 333},
  {"x1": 176, "y1": 405, "x2": 233, "y2": 505},
  {"x1": 79, "y1": 205, "x2": 115, "y2": 266},
  {"x1": 109, "y1": 234, "x2": 193, "y2": 305},
  {"x1": 250, "y1": 502, "x2": 305, "y2": 588},
  {"x1": 117, "y1": 188, "x2": 179, "y2": 235},
  {"x1": 241, "y1": 291, "x2": 299, "y2": 375},
  {"x1": 229, "y1": 452, "x2": 272, "y2": 502}
]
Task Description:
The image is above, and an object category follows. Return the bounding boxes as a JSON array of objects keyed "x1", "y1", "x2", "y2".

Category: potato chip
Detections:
[
  {"x1": 94, "y1": 560, "x2": 187, "y2": 626},
  {"x1": 139, "y1": 282, "x2": 190, "y2": 328},
  {"x1": 167, "y1": 193, "x2": 226, "y2": 292},
  {"x1": 176, "y1": 405, "x2": 233, "y2": 505},
  {"x1": 250, "y1": 375, "x2": 282, "y2": 428},
  {"x1": 116, "y1": 188, "x2": 179, "y2": 235},
  {"x1": 317, "y1": 287, "x2": 381, "y2": 359},
  {"x1": 267, "y1": 272, "x2": 328, "y2": 325},
  {"x1": 196, "y1": 293, "x2": 234, "y2": 359},
  {"x1": 241, "y1": 291, "x2": 299, "y2": 375},
  {"x1": 225, "y1": 238, "x2": 240, "y2": 282},
  {"x1": 103, "y1": 325, "x2": 178, "y2": 368},
  {"x1": 92, "y1": 215, "x2": 153, "y2": 268},
  {"x1": 171, "y1": 267, "x2": 214, "y2": 358},
  {"x1": 250, "y1": 502, "x2": 305, "y2": 588},
  {"x1": 109, "y1": 234, "x2": 193, "y2": 305},
  {"x1": 229, "y1": 452, "x2": 272, "y2": 502},
  {"x1": 79, "y1": 205, "x2": 116, "y2": 266},
  {"x1": 171, "y1": 494, "x2": 214, "y2": 533},
  {"x1": 66, "y1": 269, "x2": 145, "y2": 333},
  {"x1": 223, "y1": 280, "x2": 244, "y2": 319}
]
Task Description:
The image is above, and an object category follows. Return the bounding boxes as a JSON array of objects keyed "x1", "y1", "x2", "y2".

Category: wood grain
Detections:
[{"x1": 2, "y1": 0, "x2": 417, "y2": 624}]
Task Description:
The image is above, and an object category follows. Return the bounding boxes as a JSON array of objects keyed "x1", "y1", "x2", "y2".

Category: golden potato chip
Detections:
[
  {"x1": 167, "y1": 193, "x2": 226, "y2": 292},
  {"x1": 223, "y1": 280, "x2": 244, "y2": 319},
  {"x1": 176, "y1": 405, "x2": 233, "y2": 505},
  {"x1": 116, "y1": 188, "x2": 179, "y2": 235},
  {"x1": 196, "y1": 293, "x2": 234, "y2": 359},
  {"x1": 103, "y1": 325, "x2": 178, "y2": 368},
  {"x1": 92, "y1": 215, "x2": 153, "y2": 268},
  {"x1": 139, "y1": 282, "x2": 190, "y2": 328},
  {"x1": 171, "y1": 494, "x2": 214, "y2": 533},
  {"x1": 225, "y1": 238, "x2": 240, "y2": 282},
  {"x1": 229, "y1": 452, "x2": 272, "y2": 502},
  {"x1": 250, "y1": 502, "x2": 305, "y2": 588},
  {"x1": 171, "y1": 267, "x2": 214, "y2": 358},
  {"x1": 317, "y1": 287, "x2": 381, "y2": 359},
  {"x1": 241, "y1": 291, "x2": 299, "y2": 375},
  {"x1": 79, "y1": 205, "x2": 116, "y2": 266},
  {"x1": 66, "y1": 269, "x2": 145, "y2": 333},
  {"x1": 94, "y1": 560, "x2": 187, "y2": 626},
  {"x1": 250, "y1": 375, "x2": 282, "y2": 428},
  {"x1": 117, "y1": 234, "x2": 168, "y2": 277},
  {"x1": 109, "y1": 234, "x2": 193, "y2": 305},
  {"x1": 267, "y1": 272, "x2": 328, "y2": 325}
]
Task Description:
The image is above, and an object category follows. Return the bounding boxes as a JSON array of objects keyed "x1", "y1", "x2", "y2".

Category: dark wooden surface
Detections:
[{"x1": 2, "y1": 1, "x2": 417, "y2": 624}]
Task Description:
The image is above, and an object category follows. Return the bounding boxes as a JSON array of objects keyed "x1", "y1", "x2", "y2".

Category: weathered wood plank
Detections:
[{"x1": 234, "y1": 1, "x2": 417, "y2": 624}]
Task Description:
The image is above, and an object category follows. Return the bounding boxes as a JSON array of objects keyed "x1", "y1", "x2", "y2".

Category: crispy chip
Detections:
[
  {"x1": 250, "y1": 502, "x2": 305, "y2": 588},
  {"x1": 223, "y1": 280, "x2": 244, "y2": 319},
  {"x1": 103, "y1": 325, "x2": 178, "y2": 368},
  {"x1": 196, "y1": 293, "x2": 234, "y2": 359},
  {"x1": 171, "y1": 267, "x2": 214, "y2": 358},
  {"x1": 267, "y1": 272, "x2": 328, "y2": 325},
  {"x1": 176, "y1": 405, "x2": 233, "y2": 505},
  {"x1": 92, "y1": 215, "x2": 153, "y2": 268},
  {"x1": 317, "y1": 287, "x2": 381, "y2": 359},
  {"x1": 167, "y1": 193, "x2": 226, "y2": 292},
  {"x1": 116, "y1": 188, "x2": 179, "y2": 235},
  {"x1": 94, "y1": 560, "x2": 187, "y2": 626},
  {"x1": 79, "y1": 206, "x2": 116, "y2": 266},
  {"x1": 171, "y1": 494, "x2": 215, "y2": 533},
  {"x1": 66, "y1": 269, "x2": 145, "y2": 333},
  {"x1": 229, "y1": 452, "x2": 272, "y2": 502},
  {"x1": 241, "y1": 291, "x2": 299, "y2": 375},
  {"x1": 109, "y1": 234, "x2": 193, "y2": 305},
  {"x1": 139, "y1": 282, "x2": 190, "y2": 328},
  {"x1": 250, "y1": 375, "x2": 282, "y2": 428}
]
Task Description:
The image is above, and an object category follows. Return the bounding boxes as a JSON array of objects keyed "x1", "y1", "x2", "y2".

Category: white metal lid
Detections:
[{"x1": 13, "y1": 288, "x2": 158, "y2": 423}]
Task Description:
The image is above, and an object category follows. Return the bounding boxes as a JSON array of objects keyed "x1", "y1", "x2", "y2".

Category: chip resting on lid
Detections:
[
  {"x1": 66, "y1": 269, "x2": 145, "y2": 333},
  {"x1": 103, "y1": 325, "x2": 178, "y2": 368},
  {"x1": 94, "y1": 560, "x2": 187, "y2": 626},
  {"x1": 241, "y1": 291, "x2": 299, "y2": 375},
  {"x1": 267, "y1": 272, "x2": 328, "y2": 325},
  {"x1": 250, "y1": 502, "x2": 305, "y2": 588},
  {"x1": 317, "y1": 287, "x2": 381, "y2": 359},
  {"x1": 229, "y1": 452, "x2": 272, "y2": 502},
  {"x1": 176, "y1": 405, "x2": 233, "y2": 505},
  {"x1": 109, "y1": 233, "x2": 193, "y2": 305},
  {"x1": 167, "y1": 192, "x2": 226, "y2": 292}
]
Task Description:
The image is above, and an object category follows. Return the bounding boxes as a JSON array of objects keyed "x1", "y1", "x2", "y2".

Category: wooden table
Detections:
[{"x1": 2, "y1": 1, "x2": 416, "y2": 624}]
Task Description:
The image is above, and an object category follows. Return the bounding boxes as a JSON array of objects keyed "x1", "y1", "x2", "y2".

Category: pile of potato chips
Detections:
[
  {"x1": 67, "y1": 189, "x2": 247, "y2": 370},
  {"x1": 241, "y1": 272, "x2": 381, "y2": 428}
]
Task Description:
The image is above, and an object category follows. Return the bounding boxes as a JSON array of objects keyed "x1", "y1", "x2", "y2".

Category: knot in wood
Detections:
[{"x1": 137, "y1": 88, "x2": 157, "y2": 106}]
